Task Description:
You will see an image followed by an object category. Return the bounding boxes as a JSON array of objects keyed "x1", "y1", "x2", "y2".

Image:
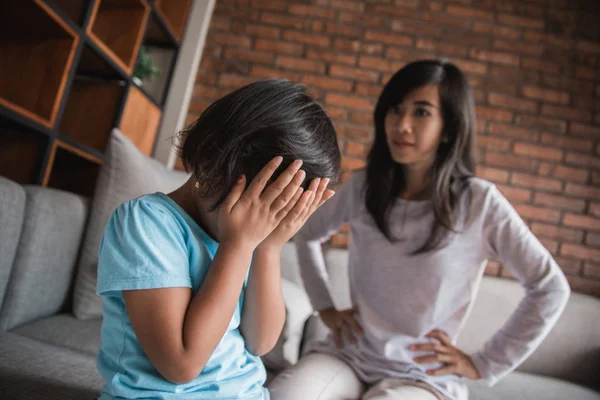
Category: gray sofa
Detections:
[{"x1": 0, "y1": 135, "x2": 599, "y2": 399}]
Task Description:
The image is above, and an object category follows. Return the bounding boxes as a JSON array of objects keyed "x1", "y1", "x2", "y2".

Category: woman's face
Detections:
[{"x1": 384, "y1": 85, "x2": 444, "y2": 168}]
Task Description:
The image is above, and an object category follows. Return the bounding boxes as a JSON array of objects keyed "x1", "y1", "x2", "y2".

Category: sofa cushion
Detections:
[
  {"x1": 467, "y1": 371, "x2": 600, "y2": 400},
  {"x1": 73, "y1": 129, "x2": 190, "y2": 320},
  {"x1": 0, "y1": 177, "x2": 26, "y2": 315},
  {"x1": 458, "y1": 277, "x2": 600, "y2": 391},
  {"x1": 11, "y1": 313, "x2": 101, "y2": 356},
  {"x1": 0, "y1": 332, "x2": 103, "y2": 399},
  {"x1": 0, "y1": 187, "x2": 89, "y2": 331},
  {"x1": 262, "y1": 278, "x2": 313, "y2": 372}
]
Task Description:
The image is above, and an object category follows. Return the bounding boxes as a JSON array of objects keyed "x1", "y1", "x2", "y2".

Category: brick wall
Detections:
[{"x1": 186, "y1": 0, "x2": 600, "y2": 296}]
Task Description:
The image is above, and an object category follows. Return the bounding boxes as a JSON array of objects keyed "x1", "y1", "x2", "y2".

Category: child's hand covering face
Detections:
[{"x1": 217, "y1": 156, "x2": 334, "y2": 251}]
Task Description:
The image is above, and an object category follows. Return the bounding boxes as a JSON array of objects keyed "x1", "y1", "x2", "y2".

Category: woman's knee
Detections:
[{"x1": 268, "y1": 353, "x2": 364, "y2": 400}]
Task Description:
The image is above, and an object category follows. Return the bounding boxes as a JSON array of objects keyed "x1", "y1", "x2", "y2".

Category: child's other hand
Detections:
[
  {"x1": 218, "y1": 156, "x2": 307, "y2": 250},
  {"x1": 319, "y1": 306, "x2": 364, "y2": 349},
  {"x1": 259, "y1": 177, "x2": 335, "y2": 251},
  {"x1": 411, "y1": 330, "x2": 482, "y2": 380}
]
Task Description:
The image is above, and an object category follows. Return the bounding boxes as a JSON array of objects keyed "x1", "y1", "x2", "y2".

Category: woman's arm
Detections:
[{"x1": 472, "y1": 185, "x2": 571, "y2": 385}]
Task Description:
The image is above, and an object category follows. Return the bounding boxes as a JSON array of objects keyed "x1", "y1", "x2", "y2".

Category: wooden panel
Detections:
[
  {"x1": 59, "y1": 78, "x2": 124, "y2": 152},
  {"x1": 43, "y1": 140, "x2": 102, "y2": 197},
  {"x1": 0, "y1": 0, "x2": 78, "y2": 127},
  {"x1": 155, "y1": 0, "x2": 191, "y2": 40},
  {"x1": 87, "y1": 0, "x2": 150, "y2": 73},
  {"x1": 51, "y1": 0, "x2": 87, "y2": 25},
  {"x1": 119, "y1": 86, "x2": 161, "y2": 155},
  {"x1": 0, "y1": 124, "x2": 47, "y2": 184}
]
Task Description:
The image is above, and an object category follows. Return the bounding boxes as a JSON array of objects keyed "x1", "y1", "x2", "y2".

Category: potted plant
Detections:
[{"x1": 133, "y1": 46, "x2": 161, "y2": 86}]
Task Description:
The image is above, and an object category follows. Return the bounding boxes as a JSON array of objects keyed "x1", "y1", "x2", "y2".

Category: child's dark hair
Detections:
[
  {"x1": 367, "y1": 59, "x2": 476, "y2": 253},
  {"x1": 179, "y1": 79, "x2": 341, "y2": 210}
]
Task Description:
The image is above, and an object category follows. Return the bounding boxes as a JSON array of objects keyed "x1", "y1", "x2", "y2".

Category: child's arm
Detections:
[
  {"x1": 241, "y1": 178, "x2": 334, "y2": 355},
  {"x1": 122, "y1": 157, "x2": 306, "y2": 384}
]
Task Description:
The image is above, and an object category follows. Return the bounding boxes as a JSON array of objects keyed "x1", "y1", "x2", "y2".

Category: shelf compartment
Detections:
[
  {"x1": 50, "y1": 0, "x2": 89, "y2": 26},
  {"x1": 154, "y1": 0, "x2": 191, "y2": 41},
  {"x1": 119, "y1": 86, "x2": 161, "y2": 156},
  {"x1": 0, "y1": 117, "x2": 49, "y2": 185},
  {"x1": 87, "y1": 0, "x2": 150, "y2": 74},
  {"x1": 43, "y1": 139, "x2": 102, "y2": 197},
  {"x1": 0, "y1": 0, "x2": 79, "y2": 128},
  {"x1": 58, "y1": 45, "x2": 126, "y2": 152}
]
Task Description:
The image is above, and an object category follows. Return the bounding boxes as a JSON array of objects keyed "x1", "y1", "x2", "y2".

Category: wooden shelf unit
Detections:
[{"x1": 0, "y1": 0, "x2": 191, "y2": 197}]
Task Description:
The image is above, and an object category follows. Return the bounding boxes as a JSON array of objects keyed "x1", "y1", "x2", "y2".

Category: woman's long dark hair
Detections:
[
  {"x1": 366, "y1": 60, "x2": 476, "y2": 253},
  {"x1": 179, "y1": 79, "x2": 341, "y2": 210}
]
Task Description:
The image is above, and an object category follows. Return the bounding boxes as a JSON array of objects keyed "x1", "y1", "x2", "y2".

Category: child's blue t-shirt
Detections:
[{"x1": 96, "y1": 192, "x2": 267, "y2": 399}]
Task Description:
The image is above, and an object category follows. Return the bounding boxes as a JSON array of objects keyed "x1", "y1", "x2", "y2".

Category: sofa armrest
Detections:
[{"x1": 261, "y1": 278, "x2": 313, "y2": 372}]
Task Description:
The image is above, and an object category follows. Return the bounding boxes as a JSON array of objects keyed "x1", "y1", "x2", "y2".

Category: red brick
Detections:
[
  {"x1": 336, "y1": 125, "x2": 373, "y2": 141},
  {"x1": 334, "y1": 39, "x2": 384, "y2": 55},
  {"x1": 515, "y1": 204, "x2": 560, "y2": 223},
  {"x1": 301, "y1": 75, "x2": 353, "y2": 92},
  {"x1": 330, "y1": 64, "x2": 380, "y2": 83},
  {"x1": 565, "y1": 183, "x2": 600, "y2": 200},
  {"x1": 497, "y1": 13, "x2": 545, "y2": 30},
  {"x1": 521, "y1": 86, "x2": 570, "y2": 104},
  {"x1": 249, "y1": 66, "x2": 300, "y2": 81},
  {"x1": 217, "y1": 74, "x2": 255, "y2": 88},
  {"x1": 242, "y1": 24, "x2": 281, "y2": 38},
  {"x1": 511, "y1": 172, "x2": 562, "y2": 192},
  {"x1": 306, "y1": 49, "x2": 356, "y2": 66},
  {"x1": 541, "y1": 105, "x2": 592, "y2": 123},
  {"x1": 368, "y1": 4, "x2": 417, "y2": 18},
  {"x1": 538, "y1": 162, "x2": 553, "y2": 176},
  {"x1": 540, "y1": 134, "x2": 592, "y2": 153},
  {"x1": 326, "y1": 94, "x2": 374, "y2": 111},
  {"x1": 477, "y1": 106, "x2": 514, "y2": 122},
  {"x1": 591, "y1": 203, "x2": 600, "y2": 219},
  {"x1": 223, "y1": 48, "x2": 274, "y2": 64},
  {"x1": 521, "y1": 58, "x2": 560, "y2": 75},
  {"x1": 210, "y1": 16, "x2": 230, "y2": 31},
  {"x1": 533, "y1": 193, "x2": 586, "y2": 212},
  {"x1": 249, "y1": 0, "x2": 287, "y2": 10},
  {"x1": 188, "y1": 100, "x2": 211, "y2": 114},
  {"x1": 364, "y1": 30, "x2": 413, "y2": 47},
  {"x1": 326, "y1": 23, "x2": 362, "y2": 38},
  {"x1": 543, "y1": 75, "x2": 595, "y2": 96},
  {"x1": 317, "y1": 0, "x2": 365, "y2": 12},
  {"x1": 469, "y1": 49, "x2": 520, "y2": 66},
  {"x1": 561, "y1": 243, "x2": 600, "y2": 262},
  {"x1": 341, "y1": 156, "x2": 367, "y2": 170},
  {"x1": 496, "y1": 184, "x2": 532, "y2": 203},
  {"x1": 523, "y1": 32, "x2": 572, "y2": 49},
  {"x1": 346, "y1": 141, "x2": 371, "y2": 157},
  {"x1": 209, "y1": 32, "x2": 251, "y2": 48},
  {"x1": 477, "y1": 136, "x2": 511, "y2": 151},
  {"x1": 575, "y1": 66, "x2": 600, "y2": 81},
  {"x1": 446, "y1": 4, "x2": 494, "y2": 20},
  {"x1": 566, "y1": 276, "x2": 600, "y2": 297},
  {"x1": 485, "y1": 152, "x2": 537, "y2": 172},
  {"x1": 391, "y1": 19, "x2": 439, "y2": 36},
  {"x1": 476, "y1": 166, "x2": 509, "y2": 183},
  {"x1": 195, "y1": 70, "x2": 217, "y2": 86},
  {"x1": 358, "y1": 56, "x2": 396, "y2": 73},
  {"x1": 569, "y1": 123, "x2": 600, "y2": 138},
  {"x1": 489, "y1": 93, "x2": 538, "y2": 114},
  {"x1": 450, "y1": 59, "x2": 488, "y2": 75},
  {"x1": 493, "y1": 40, "x2": 543, "y2": 56},
  {"x1": 551, "y1": 165, "x2": 589, "y2": 183},
  {"x1": 416, "y1": 39, "x2": 467, "y2": 57},
  {"x1": 587, "y1": 233, "x2": 600, "y2": 247},
  {"x1": 276, "y1": 56, "x2": 325, "y2": 73},
  {"x1": 513, "y1": 143, "x2": 563, "y2": 161},
  {"x1": 330, "y1": 233, "x2": 349, "y2": 247},
  {"x1": 339, "y1": 12, "x2": 386, "y2": 28},
  {"x1": 419, "y1": 12, "x2": 470, "y2": 29},
  {"x1": 282, "y1": 30, "x2": 330, "y2": 47},
  {"x1": 325, "y1": 106, "x2": 347, "y2": 121},
  {"x1": 583, "y1": 263, "x2": 600, "y2": 280},
  {"x1": 565, "y1": 152, "x2": 600, "y2": 169},
  {"x1": 192, "y1": 85, "x2": 230, "y2": 100},
  {"x1": 471, "y1": 21, "x2": 521, "y2": 40},
  {"x1": 254, "y1": 39, "x2": 304, "y2": 56},
  {"x1": 539, "y1": 238, "x2": 559, "y2": 254},
  {"x1": 354, "y1": 83, "x2": 382, "y2": 98},
  {"x1": 288, "y1": 4, "x2": 337, "y2": 19},
  {"x1": 515, "y1": 115, "x2": 567, "y2": 134},
  {"x1": 554, "y1": 256, "x2": 583, "y2": 275},
  {"x1": 577, "y1": 40, "x2": 600, "y2": 54},
  {"x1": 487, "y1": 123, "x2": 538, "y2": 142},
  {"x1": 564, "y1": 214, "x2": 600, "y2": 232},
  {"x1": 531, "y1": 223, "x2": 584, "y2": 243},
  {"x1": 260, "y1": 12, "x2": 309, "y2": 30}
]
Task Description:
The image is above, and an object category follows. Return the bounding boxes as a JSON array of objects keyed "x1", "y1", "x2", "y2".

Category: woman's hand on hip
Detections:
[
  {"x1": 411, "y1": 330, "x2": 482, "y2": 380},
  {"x1": 319, "y1": 306, "x2": 364, "y2": 349}
]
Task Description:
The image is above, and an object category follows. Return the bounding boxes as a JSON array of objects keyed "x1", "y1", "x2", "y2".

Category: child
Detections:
[
  {"x1": 269, "y1": 60, "x2": 570, "y2": 400},
  {"x1": 96, "y1": 79, "x2": 341, "y2": 399}
]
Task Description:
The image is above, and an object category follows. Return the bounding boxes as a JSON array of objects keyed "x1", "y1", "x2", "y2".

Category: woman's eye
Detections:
[
  {"x1": 391, "y1": 105, "x2": 401, "y2": 114},
  {"x1": 414, "y1": 108, "x2": 430, "y2": 117}
]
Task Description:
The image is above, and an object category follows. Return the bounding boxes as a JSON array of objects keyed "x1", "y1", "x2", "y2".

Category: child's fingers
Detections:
[
  {"x1": 274, "y1": 187, "x2": 303, "y2": 221},
  {"x1": 279, "y1": 189, "x2": 313, "y2": 222},
  {"x1": 270, "y1": 169, "x2": 306, "y2": 214},
  {"x1": 309, "y1": 178, "x2": 330, "y2": 213},
  {"x1": 222, "y1": 175, "x2": 246, "y2": 212},
  {"x1": 260, "y1": 159, "x2": 303, "y2": 204},
  {"x1": 245, "y1": 156, "x2": 284, "y2": 200},
  {"x1": 297, "y1": 191, "x2": 316, "y2": 222}
]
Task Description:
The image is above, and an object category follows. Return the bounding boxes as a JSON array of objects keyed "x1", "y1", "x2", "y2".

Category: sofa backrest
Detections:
[
  {"x1": 0, "y1": 182, "x2": 89, "y2": 331},
  {"x1": 284, "y1": 246, "x2": 600, "y2": 390}
]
